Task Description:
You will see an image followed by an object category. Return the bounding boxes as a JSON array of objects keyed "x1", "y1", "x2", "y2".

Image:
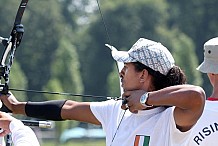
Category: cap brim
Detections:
[
  {"x1": 111, "y1": 50, "x2": 137, "y2": 63},
  {"x1": 105, "y1": 44, "x2": 117, "y2": 52},
  {"x1": 105, "y1": 43, "x2": 137, "y2": 63},
  {"x1": 197, "y1": 59, "x2": 218, "y2": 73}
]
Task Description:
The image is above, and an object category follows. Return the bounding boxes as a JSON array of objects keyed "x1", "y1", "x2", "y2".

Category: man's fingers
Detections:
[
  {"x1": 129, "y1": 108, "x2": 138, "y2": 114},
  {"x1": 0, "y1": 129, "x2": 9, "y2": 137},
  {"x1": 121, "y1": 96, "x2": 130, "y2": 110},
  {"x1": 122, "y1": 98, "x2": 128, "y2": 105},
  {"x1": 121, "y1": 104, "x2": 128, "y2": 110}
]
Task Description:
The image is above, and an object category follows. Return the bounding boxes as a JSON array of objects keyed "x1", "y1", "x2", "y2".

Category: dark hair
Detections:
[{"x1": 133, "y1": 62, "x2": 187, "y2": 91}]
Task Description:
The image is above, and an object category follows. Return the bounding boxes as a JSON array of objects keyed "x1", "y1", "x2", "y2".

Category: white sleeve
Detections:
[
  {"x1": 90, "y1": 100, "x2": 121, "y2": 126},
  {"x1": 9, "y1": 119, "x2": 40, "y2": 146}
]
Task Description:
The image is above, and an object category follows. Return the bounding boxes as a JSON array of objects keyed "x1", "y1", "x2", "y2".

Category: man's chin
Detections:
[{"x1": 123, "y1": 88, "x2": 127, "y2": 92}]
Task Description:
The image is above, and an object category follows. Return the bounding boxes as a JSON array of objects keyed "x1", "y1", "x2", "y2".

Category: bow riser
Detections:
[{"x1": 0, "y1": 0, "x2": 28, "y2": 95}]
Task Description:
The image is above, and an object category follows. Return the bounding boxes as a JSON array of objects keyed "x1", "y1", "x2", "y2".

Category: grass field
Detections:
[{"x1": 41, "y1": 139, "x2": 105, "y2": 146}]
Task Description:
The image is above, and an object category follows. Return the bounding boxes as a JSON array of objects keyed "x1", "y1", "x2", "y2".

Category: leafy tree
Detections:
[
  {"x1": 79, "y1": 0, "x2": 170, "y2": 98},
  {"x1": 10, "y1": 61, "x2": 28, "y2": 101},
  {"x1": 14, "y1": 0, "x2": 67, "y2": 101},
  {"x1": 0, "y1": 0, "x2": 20, "y2": 37},
  {"x1": 60, "y1": 0, "x2": 95, "y2": 30},
  {"x1": 166, "y1": 0, "x2": 218, "y2": 95},
  {"x1": 43, "y1": 36, "x2": 84, "y2": 141},
  {"x1": 43, "y1": 36, "x2": 83, "y2": 100},
  {"x1": 156, "y1": 27, "x2": 202, "y2": 86},
  {"x1": 107, "y1": 63, "x2": 121, "y2": 97}
]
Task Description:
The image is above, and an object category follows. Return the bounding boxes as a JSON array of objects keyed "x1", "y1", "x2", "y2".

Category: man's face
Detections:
[
  {"x1": 119, "y1": 63, "x2": 142, "y2": 91},
  {"x1": 207, "y1": 73, "x2": 218, "y2": 87}
]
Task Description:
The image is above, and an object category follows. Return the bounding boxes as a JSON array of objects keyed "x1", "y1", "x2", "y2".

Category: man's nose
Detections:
[{"x1": 119, "y1": 69, "x2": 124, "y2": 78}]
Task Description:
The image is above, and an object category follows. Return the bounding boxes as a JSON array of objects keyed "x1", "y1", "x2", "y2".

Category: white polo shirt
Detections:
[
  {"x1": 91, "y1": 100, "x2": 192, "y2": 146},
  {"x1": 187, "y1": 100, "x2": 218, "y2": 146}
]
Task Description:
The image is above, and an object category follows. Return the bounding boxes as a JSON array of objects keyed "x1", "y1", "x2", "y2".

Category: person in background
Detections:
[
  {"x1": 0, "y1": 111, "x2": 40, "y2": 146},
  {"x1": 187, "y1": 37, "x2": 218, "y2": 146},
  {"x1": 0, "y1": 38, "x2": 205, "y2": 146},
  {"x1": 197, "y1": 37, "x2": 218, "y2": 100}
]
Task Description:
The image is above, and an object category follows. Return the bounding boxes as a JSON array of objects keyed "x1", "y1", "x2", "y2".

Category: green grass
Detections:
[{"x1": 41, "y1": 139, "x2": 105, "y2": 146}]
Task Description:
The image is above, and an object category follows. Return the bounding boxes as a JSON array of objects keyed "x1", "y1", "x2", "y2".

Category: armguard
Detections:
[{"x1": 25, "y1": 100, "x2": 67, "y2": 121}]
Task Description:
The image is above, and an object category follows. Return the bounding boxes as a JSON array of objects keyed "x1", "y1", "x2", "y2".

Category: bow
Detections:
[{"x1": 0, "y1": 0, "x2": 29, "y2": 112}]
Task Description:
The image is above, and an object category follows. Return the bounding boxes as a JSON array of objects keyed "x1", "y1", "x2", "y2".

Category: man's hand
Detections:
[
  {"x1": 0, "y1": 112, "x2": 14, "y2": 137},
  {"x1": 0, "y1": 92, "x2": 21, "y2": 114},
  {"x1": 121, "y1": 90, "x2": 148, "y2": 113}
]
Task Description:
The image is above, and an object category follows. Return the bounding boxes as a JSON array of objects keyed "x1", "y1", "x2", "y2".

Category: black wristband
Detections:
[{"x1": 25, "y1": 100, "x2": 67, "y2": 121}]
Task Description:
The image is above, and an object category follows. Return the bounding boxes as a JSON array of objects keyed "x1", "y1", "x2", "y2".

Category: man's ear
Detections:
[{"x1": 139, "y1": 69, "x2": 149, "y2": 83}]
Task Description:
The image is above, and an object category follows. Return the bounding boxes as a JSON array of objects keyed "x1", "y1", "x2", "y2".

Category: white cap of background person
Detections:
[
  {"x1": 197, "y1": 37, "x2": 218, "y2": 74},
  {"x1": 111, "y1": 38, "x2": 175, "y2": 75}
]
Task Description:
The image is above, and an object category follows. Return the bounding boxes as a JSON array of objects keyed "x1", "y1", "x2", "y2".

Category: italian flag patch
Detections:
[{"x1": 134, "y1": 135, "x2": 150, "y2": 146}]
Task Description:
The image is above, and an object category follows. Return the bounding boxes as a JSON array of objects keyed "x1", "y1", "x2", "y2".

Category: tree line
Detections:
[{"x1": 0, "y1": 0, "x2": 217, "y2": 143}]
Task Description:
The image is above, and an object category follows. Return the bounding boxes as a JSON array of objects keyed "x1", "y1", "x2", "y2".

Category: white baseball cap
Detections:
[
  {"x1": 197, "y1": 37, "x2": 218, "y2": 73},
  {"x1": 110, "y1": 38, "x2": 175, "y2": 75}
]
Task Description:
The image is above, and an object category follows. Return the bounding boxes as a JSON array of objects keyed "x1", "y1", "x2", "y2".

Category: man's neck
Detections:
[{"x1": 210, "y1": 85, "x2": 218, "y2": 99}]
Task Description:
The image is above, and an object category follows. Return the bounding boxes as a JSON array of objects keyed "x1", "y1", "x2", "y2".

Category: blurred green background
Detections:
[{"x1": 1, "y1": 0, "x2": 218, "y2": 145}]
